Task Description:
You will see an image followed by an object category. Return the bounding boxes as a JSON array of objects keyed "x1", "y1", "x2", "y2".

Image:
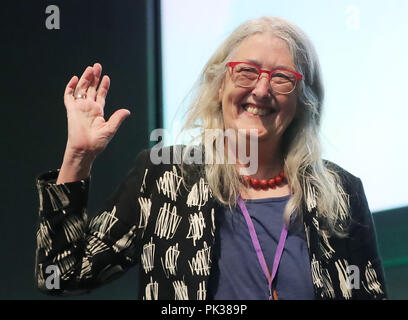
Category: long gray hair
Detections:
[{"x1": 181, "y1": 16, "x2": 350, "y2": 237}]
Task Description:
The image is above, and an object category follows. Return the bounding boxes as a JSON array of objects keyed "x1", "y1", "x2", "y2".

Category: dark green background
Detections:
[
  {"x1": 0, "y1": 0, "x2": 158, "y2": 299},
  {"x1": 0, "y1": 0, "x2": 406, "y2": 300}
]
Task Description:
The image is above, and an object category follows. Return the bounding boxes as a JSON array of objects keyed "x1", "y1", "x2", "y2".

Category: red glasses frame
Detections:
[{"x1": 226, "y1": 61, "x2": 303, "y2": 87}]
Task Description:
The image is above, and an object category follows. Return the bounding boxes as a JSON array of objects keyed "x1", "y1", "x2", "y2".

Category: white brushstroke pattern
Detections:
[
  {"x1": 304, "y1": 223, "x2": 311, "y2": 250},
  {"x1": 53, "y1": 254, "x2": 75, "y2": 281},
  {"x1": 320, "y1": 230, "x2": 335, "y2": 260},
  {"x1": 63, "y1": 215, "x2": 84, "y2": 243},
  {"x1": 337, "y1": 183, "x2": 350, "y2": 222},
  {"x1": 155, "y1": 166, "x2": 183, "y2": 201},
  {"x1": 59, "y1": 270, "x2": 76, "y2": 284},
  {"x1": 37, "y1": 264, "x2": 45, "y2": 288},
  {"x1": 210, "y1": 208, "x2": 216, "y2": 237},
  {"x1": 154, "y1": 203, "x2": 182, "y2": 240},
  {"x1": 304, "y1": 182, "x2": 317, "y2": 212},
  {"x1": 46, "y1": 184, "x2": 70, "y2": 211},
  {"x1": 113, "y1": 225, "x2": 137, "y2": 253},
  {"x1": 89, "y1": 206, "x2": 118, "y2": 239},
  {"x1": 161, "y1": 243, "x2": 180, "y2": 278},
  {"x1": 37, "y1": 220, "x2": 52, "y2": 257},
  {"x1": 321, "y1": 267, "x2": 335, "y2": 298},
  {"x1": 186, "y1": 178, "x2": 209, "y2": 210},
  {"x1": 141, "y1": 237, "x2": 155, "y2": 273},
  {"x1": 144, "y1": 276, "x2": 159, "y2": 300},
  {"x1": 312, "y1": 217, "x2": 319, "y2": 230},
  {"x1": 138, "y1": 197, "x2": 152, "y2": 232},
  {"x1": 187, "y1": 212, "x2": 206, "y2": 246},
  {"x1": 87, "y1": 237, "x2": 109, "y2": 256},
  {"x1": 363, "y1": 261, "x2": 384, "y2": 295},
  {"x1": 197, "y1": 281, "x2": 206, "y2": 300},
  {"x1": 173, "y1": 280, "x2": 189, "y2": 300},
  {"x1": 335, "y1": 259, "x2": 352, "y2": 299},
  {"x1": 310, "y1": 254, "x2": 335, "y2": 298},
  {"x1": 79, "y1": 255, "x2": 92, "y2": 279},
  {"x1": 55, "y1": 249, "x2": 72, "y2": 262},
  {"x1": 140, "y1": 168, "x2": 148, "y2": 192},
  {"x1": 36, "y1": 181, "x2": 44, "y2": 212},
  {"x1": 188, "y1": 241, "x2": 211, "y2": 276}
]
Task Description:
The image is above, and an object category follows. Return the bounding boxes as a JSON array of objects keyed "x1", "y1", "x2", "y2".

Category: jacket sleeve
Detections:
[
  {"x1": 35, "y1": 149, "x2": 150, "y2": 295},
  {"x1": 346, "y1": 178, "x2": 388, "y2": 299}
]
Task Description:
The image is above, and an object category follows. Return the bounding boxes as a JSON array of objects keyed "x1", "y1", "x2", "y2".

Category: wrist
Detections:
[
  {"x1": 57, "y1": 149, "x2": 95, "y2": 184},
  {"x1": 63, "y1": 149, "x2": 96, "y2": 167}
]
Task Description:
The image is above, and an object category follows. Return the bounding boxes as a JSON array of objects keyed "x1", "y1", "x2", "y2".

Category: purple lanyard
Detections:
[{"x1": 237, "y1": 196, "x2": 288, "y2": 300}]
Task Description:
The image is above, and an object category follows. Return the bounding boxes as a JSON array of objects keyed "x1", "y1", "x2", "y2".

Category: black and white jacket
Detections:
[{"x1": 35, "y1": 146, "x2": 387, "y2": 300}]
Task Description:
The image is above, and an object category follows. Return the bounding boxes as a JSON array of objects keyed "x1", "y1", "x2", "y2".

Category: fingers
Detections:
[
  {"x1": 74, "y1": 66, "x2": 94, "y2": 97},
  {"x1": 87, "y1": 63, "x2": 102, "y2": 101},
  {"x1": 64, "y1": 63, "x2": 110, "y2": 108},
  {"x1": 96, "y1": 75, "x2": 110, "y2": 106},
  {"x1": 106, "y1": 109, "x2": 131, "y2": 136},
  {"x1": 64, "y1": 76, "x2": 79, "y2": 104}
]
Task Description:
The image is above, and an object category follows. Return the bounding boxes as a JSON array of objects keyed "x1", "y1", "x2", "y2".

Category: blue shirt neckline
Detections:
[{"x1": 241, "y1": 194, "x2": 291, "y2": 203}]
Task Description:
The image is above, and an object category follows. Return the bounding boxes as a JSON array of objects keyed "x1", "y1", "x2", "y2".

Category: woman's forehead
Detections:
[{"x1": 231, "y1": 33, "x2": 295, "y2": 70}]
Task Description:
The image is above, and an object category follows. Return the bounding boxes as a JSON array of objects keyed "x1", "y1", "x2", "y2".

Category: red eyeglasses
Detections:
[{"x1": 226, "y1": 61, "x2": 303, "y2": 94}]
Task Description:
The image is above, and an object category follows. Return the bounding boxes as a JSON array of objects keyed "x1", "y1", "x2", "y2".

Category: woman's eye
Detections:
[
  {"x1": 272, "y1": 73, "x2": 294, "y2": 82},
  {"x1": 236, "y1": 64, "x2": 257, "y2": 71}
]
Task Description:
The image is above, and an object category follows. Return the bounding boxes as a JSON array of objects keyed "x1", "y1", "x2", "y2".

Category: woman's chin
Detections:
[{"x1": 234, "y1": 125, "x2": 273, "y2": 141}]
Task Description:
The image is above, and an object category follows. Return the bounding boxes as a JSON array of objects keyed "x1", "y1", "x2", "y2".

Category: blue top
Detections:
[{"x1": 208, "y1": 195, "x2": 315, "y2": 300}]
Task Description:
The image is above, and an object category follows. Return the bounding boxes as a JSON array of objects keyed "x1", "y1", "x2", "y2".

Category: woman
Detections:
[{"x1": 35, "y1": 16, "x2": 387, "y2": 300}]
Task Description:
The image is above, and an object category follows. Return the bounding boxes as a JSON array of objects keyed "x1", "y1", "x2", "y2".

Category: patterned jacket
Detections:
[{"x1": 35, "y1": 146, "x2": 387, "y2": 300}]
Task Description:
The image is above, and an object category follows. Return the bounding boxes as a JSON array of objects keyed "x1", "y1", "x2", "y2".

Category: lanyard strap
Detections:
[{"x1": 237, "y1": 196, "x2": 288, "y2": 300}]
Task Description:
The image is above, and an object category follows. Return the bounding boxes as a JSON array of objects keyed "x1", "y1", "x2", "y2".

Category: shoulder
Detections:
[
  {"x1": 323, "y1": 159, "x2": 358, "y2": 182},
  {"x1": 322, "y1": 161, "x2": 387, "y2": 299},
  {"x1": 323, "y1": 160, "x2": 370, "y2": 220},
  {"x1": 323, "y1": 159, "x2": 363, "y2": 196},
  {"x1": 134, "y1": 144, "x2": 205, "y2": 183},
  {"x1": 323, "y1": 160, "x2": 373, "y2": 231}
]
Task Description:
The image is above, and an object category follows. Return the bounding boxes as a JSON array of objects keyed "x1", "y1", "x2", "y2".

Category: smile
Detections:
[{"x1": 242, "y1": 104, "x2": 275, "y2": 116}]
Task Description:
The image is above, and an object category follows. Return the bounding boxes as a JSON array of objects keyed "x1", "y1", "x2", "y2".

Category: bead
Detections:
[
  {"x1": 268, "y1": 178, "x2": 276, "y2": 188},
  {"x1": 243, "y1": 171, "x2": 287, "y2": 190},
  {"x1": 260, "y1": 179, "x2": 268, "y2": 189},
  {"x1": 251, "y1": 178, "x2": 260, "y2": 188}
]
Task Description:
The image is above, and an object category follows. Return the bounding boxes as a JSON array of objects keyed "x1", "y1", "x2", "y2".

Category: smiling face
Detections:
[{"x1": 219, "y1": 33, "x2": 299, "y2": 145}]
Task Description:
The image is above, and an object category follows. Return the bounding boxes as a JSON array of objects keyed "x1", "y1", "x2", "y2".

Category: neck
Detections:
[
  {"x1": 228, "y1": 135, "x2": 284, "y2": 179},
  {"x1": 256, "y1": 145, "x2": 284, "y2": 178}
]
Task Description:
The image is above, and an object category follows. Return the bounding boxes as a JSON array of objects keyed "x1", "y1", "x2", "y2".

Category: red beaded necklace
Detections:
[{"x1": 243, "y1": 170, "x2": 287, "y2": 189}]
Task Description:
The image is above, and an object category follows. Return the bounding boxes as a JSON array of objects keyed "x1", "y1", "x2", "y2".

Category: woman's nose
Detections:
[{"x1": 252, "y1": 73, "x2": 273, "y2": 99}]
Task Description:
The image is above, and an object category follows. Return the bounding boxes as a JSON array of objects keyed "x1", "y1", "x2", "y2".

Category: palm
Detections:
[{"x1": 64, "y1": 63, "x2": 130, "y2": 158}]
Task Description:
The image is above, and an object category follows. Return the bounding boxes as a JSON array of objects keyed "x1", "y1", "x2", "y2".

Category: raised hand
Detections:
[
  {"x1": 57, "y1": 63, "x2": 130, "y2": 183},
  {"x1": 63, "y1": 63, "x2": 130, "y2": 158}
]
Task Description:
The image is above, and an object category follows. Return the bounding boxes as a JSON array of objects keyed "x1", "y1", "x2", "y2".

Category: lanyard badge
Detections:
[{"x1": 237, "y1": 196, "x2": 288, "y2": 300}]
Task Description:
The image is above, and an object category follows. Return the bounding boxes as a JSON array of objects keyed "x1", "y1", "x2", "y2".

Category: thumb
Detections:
[{"x1": 106, "y1": 109, "x2": 131, "y2": 136}]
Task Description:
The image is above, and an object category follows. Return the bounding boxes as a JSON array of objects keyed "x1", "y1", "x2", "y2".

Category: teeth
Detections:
[{"x1": 244, "y1": 105, "x2": 271, "y2": 116}]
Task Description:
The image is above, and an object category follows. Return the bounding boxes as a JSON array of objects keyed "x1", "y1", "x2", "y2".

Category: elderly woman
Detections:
[{"x1": 35, "y1": 16, "x2": 387, "y2": 300}]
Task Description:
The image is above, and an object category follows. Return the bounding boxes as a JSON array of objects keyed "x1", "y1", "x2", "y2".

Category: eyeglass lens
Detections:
[{"x1": 232, "y1": 63, "x2": 297, "y2": 94}]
